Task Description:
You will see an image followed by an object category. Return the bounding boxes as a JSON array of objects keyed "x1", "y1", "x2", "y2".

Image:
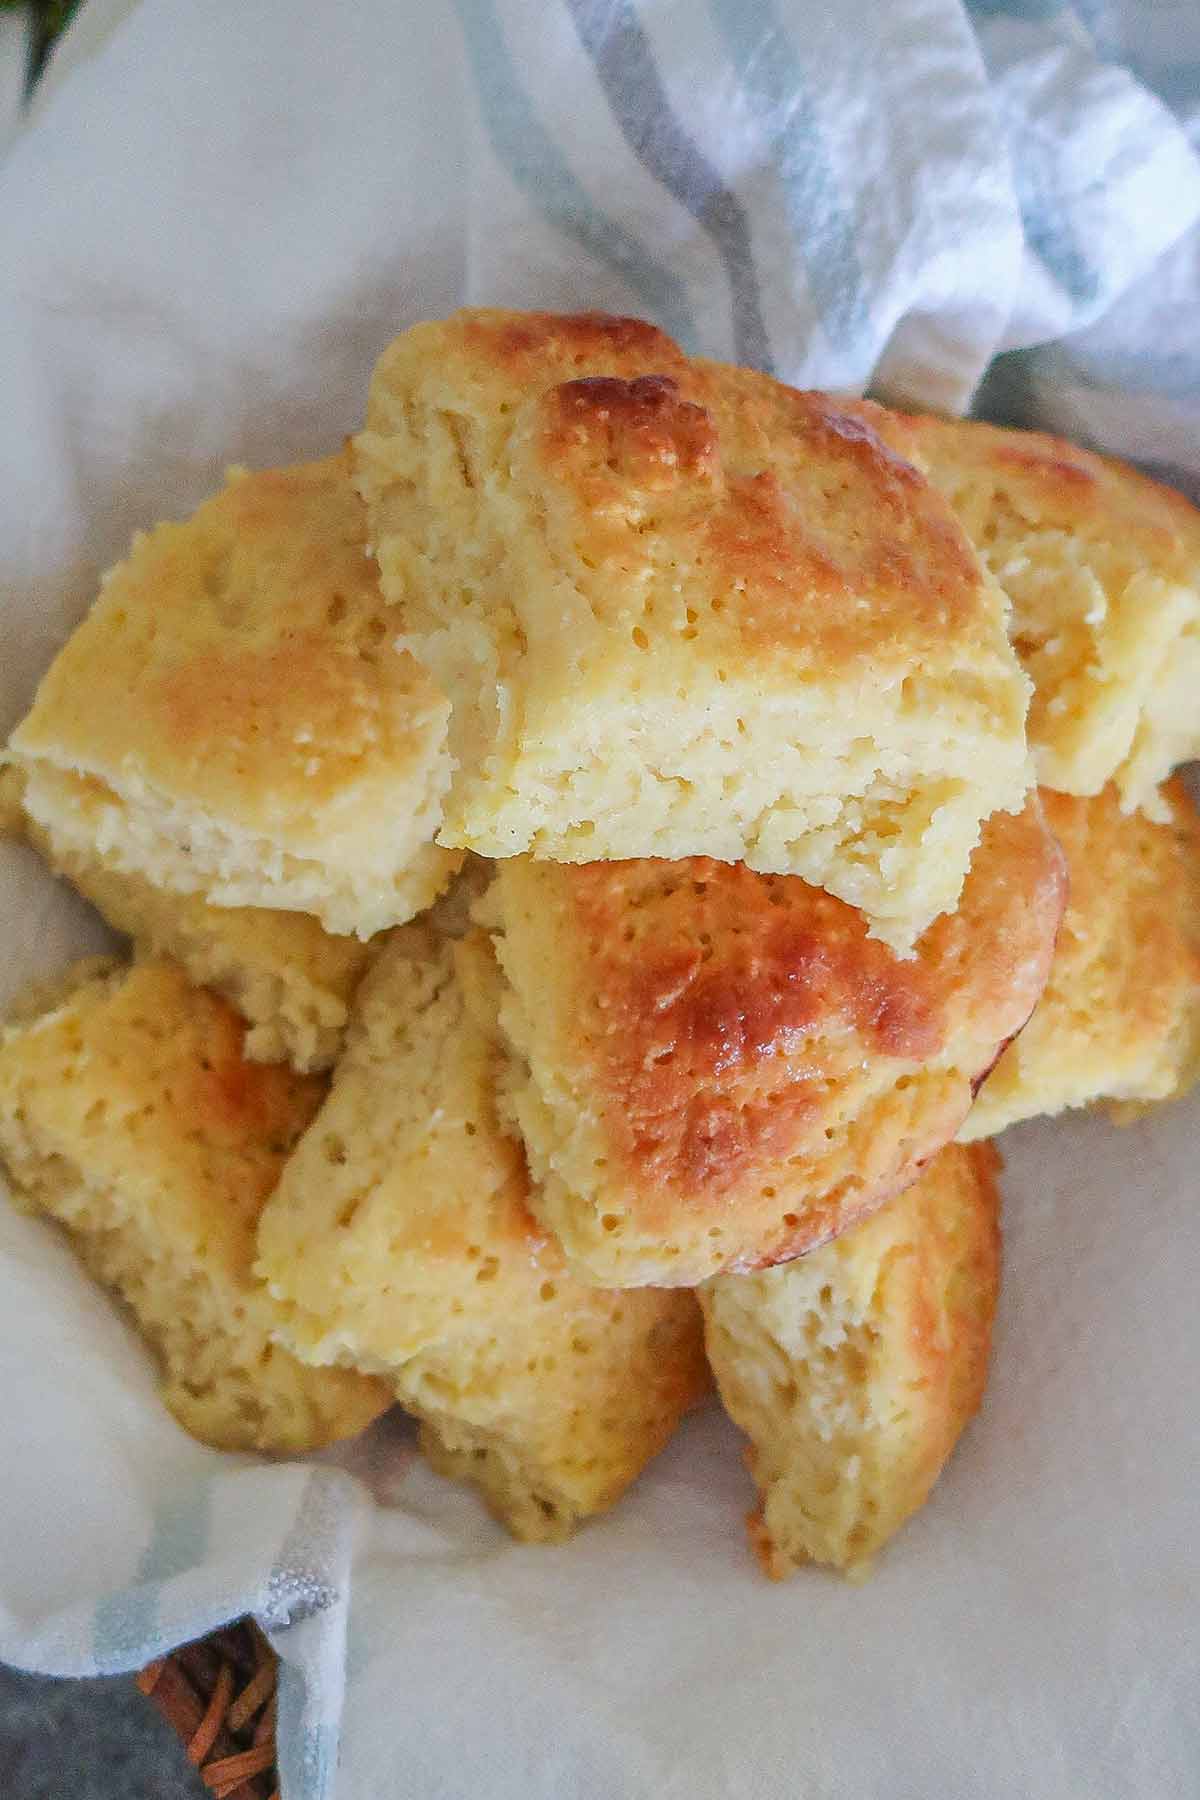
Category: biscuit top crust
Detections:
[
  {"x1": 538, "y1": 375, "x2": 720, "y2": 491},
  {"x1": 532, "y1": 366, "x2": 988, "y2": 664},
  {"x1": 10, "y1": 453, "x2": 446, "y2": 841},
  {"x1": 365, "y1": 308, "x2": 1016, "y2": 679},
  {"x1": 866, "y1": 408, "x2": 1200, "y2": 591},
  {"x1": 0, "y1": 960, "x2": 326, "y2": 1263},
  {"x1": 462, "y1": 307, "x2": 681, "y2": 371},
  {"x1": 507, "y1": 800, "x2": 1063, "y2": 1210}
]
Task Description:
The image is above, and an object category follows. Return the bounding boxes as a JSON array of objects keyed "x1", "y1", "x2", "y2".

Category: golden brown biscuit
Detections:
[
  {"x1": 355, "y1": 309, "x2": 1032, "y2": 952},
  {"x1": 963, "y1": 781, "x2": 1200, "y2": 1139},
  {"x1": 6, "y1": 772, "x2": 374, "y2": 1072},
  {"x1": 257, "y1": 927, "x2": 708, "y2": 1541},
  {"x1": 6, "y1": 454, "x2": 459, "y2": 938},
  {"x1": 862, "y1": 409, "x2": 1200, "y2": 811},
  {"x1": 479, "y1": 799, "x2": 1063, "y2": 1286},
  {"x1": 701, "y1": 1142, "x2": 1000, "y2": 1578},
  {"x1": 0, "y1": 959, "x2": 390, "y2": 1452},
  {"x1": 0, "y1": 764, "x2": 23, "y2": 836}
]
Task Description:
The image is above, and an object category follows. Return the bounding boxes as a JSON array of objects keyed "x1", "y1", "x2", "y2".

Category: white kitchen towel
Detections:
[
  {"x1": 0, "y1": 9, "x2": 30, "y2": 153},
  {"x1": 1, "y1": 2, "x2": 1198, "y2": 1796}
]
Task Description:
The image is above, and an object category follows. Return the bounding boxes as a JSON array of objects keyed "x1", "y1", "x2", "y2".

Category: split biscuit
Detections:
[
  {"x1": 6, "y1": 453, "x2": 458, "y2": 938},
  {"x1": 356, "y1": 309, "x2": 1032, "y2": 952}
]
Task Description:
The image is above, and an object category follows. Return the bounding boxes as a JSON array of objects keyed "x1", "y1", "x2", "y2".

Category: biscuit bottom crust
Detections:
[{"x1": 406, "y1": 1290, "x2": 709, "y2": 1543}]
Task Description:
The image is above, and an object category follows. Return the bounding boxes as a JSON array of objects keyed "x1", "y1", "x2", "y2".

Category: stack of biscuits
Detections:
[{"x1": 1, "y1": 310, "x2": 1198, "y2": 1577}]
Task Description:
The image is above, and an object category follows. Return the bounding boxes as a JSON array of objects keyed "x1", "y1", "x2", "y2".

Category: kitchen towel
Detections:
[{"x1": 1, "y1": 3, "x2": 1197, "y2": 1794}]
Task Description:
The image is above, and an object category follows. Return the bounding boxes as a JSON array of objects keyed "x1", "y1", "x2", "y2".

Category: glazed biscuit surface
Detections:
[
  {"x1": 482, "y1": 798, "x2": 1063, "y2": 1286},
  {"x1": 257, "y1": 927, "x2": 709, "y2": 1541},
  {"x1": 963, "y1": 780, "x2": 1200, "y2": 1138},
  {"x1": 864, "y1": 408, "x2": 1200, "y2": 810},
  {"x1": 0, "y1": 959, "x2": 390, "y2": 1452},
  {"x1": 700, "y1": 1142, "x2": 1000, "y2": 1577},
  {"x1": 356, "y1": 309, "x2": 1032, "y2": 952},
  {"x1": 8, "y1": 453, "x2": 457, "y2": 937}
]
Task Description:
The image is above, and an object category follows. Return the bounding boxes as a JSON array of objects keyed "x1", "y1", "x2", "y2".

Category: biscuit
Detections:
[
  {"x1": 257, "y1": 927, "x2": 708, "y2": 1541},
  {"x1": 700, "y1": 1142, "x2": 1000, "y2": 1578},
  {"x1": 864, "y1": 409, "x2": 1200, "y2": 811},
  {"x1": 6, "y1": 772, "x2": 374, "y2": 1072},
  {"x1": 355, "y1": 309, "x2": 1032, "y2": 952},
  {"x1": 0, "y1": 959, "x2": 390, "y2": 1452},
  {"x1": 6, "y1": 454, "x2": 459, "y2": 938},
  {"x1": 479, "y1": 798, "x2": 1063, "y2": 1286},
  {"x1": 963, "y1": 781, "x2": 1200, "y2": 1139},
  {"x1": 0, "y1": 764, "x2": 23, "y2": 836}
]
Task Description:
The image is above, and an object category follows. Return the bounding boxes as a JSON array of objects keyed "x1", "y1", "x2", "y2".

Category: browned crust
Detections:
[
  {"x1": 692, "y1": 384, "x2": 987, "y2": 660},
  {"x1": 178, "y1": 991, "x2": 324, "y2": 1163},
  {"x1": 83, "y1": 964, "x2": 326, "y2": 1205},
  {"x1": 376, "y1": 310, "x2": 1008, "y2": 672},
  {"x1": 1042, "y1": 778, "x2": 1200, "y2": 1062},
  {"x1": 2, "y1": 960, "x2": 326, "y2": 1228},
  {"x1": 910, "y1": 1141, "x2": 1002, "y2": 1436},
  {"x1": 566, "y1": 857, "x2": 945, "y2": 1203},
  {"x1": 862, "y1": 406, "x2": 1200, "y2": 571},
  {"x1": 549, "y1": 801, "x2": 1063, "y2": 1244},
  {"x1": 524, "y1": 338, "x2": 994, "y2": 662},
  {"x1": 537, "y1": 375, "x2": 720, "y2": 494},
  {"x1": 462, "y1": 307, "x2": 685, "y2": 374},
  {"x1": 12, "y1": 452, "x2": 442, "y2": 834}
]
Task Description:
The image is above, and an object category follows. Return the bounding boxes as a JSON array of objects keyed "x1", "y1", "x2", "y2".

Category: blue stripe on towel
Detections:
[
  {"x1": 565, "y1": 0, "x2": 773, "y2": 369},
  {"x1": 965, "y1": 0, "x2": 1065, "y2": 20},
  {"x1": 1011, "y1": 136, "x2": 1104, "y2": 308},
  {"x1": 276, "y1": 1656, "x2": 339, "y2": 1800},
  {"x1": 964, "y1": 0, "x2": 1103, "y2": 306},
  {"x1": 91, "y1": 1478, "x2": 212, "y2": 1671},
  {"x1": 451, "y1": 0, "x2": 697, "y2": 347},
  {"x1": 707, "y1": 0, "x2": 869, "y2": 353}
]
